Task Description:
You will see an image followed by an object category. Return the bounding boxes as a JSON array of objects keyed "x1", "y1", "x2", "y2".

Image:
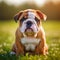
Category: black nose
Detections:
[{"x1": 26, "y1": 21, "x2": 32, "y2": 28}]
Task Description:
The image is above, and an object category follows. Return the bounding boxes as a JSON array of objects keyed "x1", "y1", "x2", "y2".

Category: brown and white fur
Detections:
[{"x1": 11, "y1": 9, "x2": 48, "y2": 55}]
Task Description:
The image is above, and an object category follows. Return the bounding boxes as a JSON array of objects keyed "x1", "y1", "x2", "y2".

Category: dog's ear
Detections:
[
  {"x1": 36, "y1": 10, "x2": 47, "y2": 21},
  {"x1": 14, "y1": 11, "x2": 23, "y2": 22}
]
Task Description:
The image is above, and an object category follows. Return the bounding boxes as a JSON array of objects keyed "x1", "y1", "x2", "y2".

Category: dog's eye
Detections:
[
  {"x1": 20, "y1": 17, "x2": 27, "y2": 23},
  {"x1": 35, "y1": 17, "x2": 40, "y2": 23}
]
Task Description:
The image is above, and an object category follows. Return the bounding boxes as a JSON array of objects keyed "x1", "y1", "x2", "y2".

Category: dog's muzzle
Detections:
[
  {"x1": 20, "y1": 18, "x2": 39, "y2": 37},
  {"x1": 25, "y1": 21, "x2": 35, "y2": 36},
  {"x1": 25, "y1": 21, "x2": 33, "y2": 32}
]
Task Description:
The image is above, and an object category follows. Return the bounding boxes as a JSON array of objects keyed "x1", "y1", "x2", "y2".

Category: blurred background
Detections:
[
  {"x1": 0, "y1": 0, "x2": 60, "y2": 20},
  {"x1": 0, "y1": 0, "x2": 60, "y2": 59}
]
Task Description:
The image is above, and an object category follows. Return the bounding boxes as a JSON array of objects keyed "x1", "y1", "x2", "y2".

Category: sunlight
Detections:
[
  {"x1": 4, "y1": 0, "x2": 46, "y2": 6},
  {"x1": 0, "y1": 0, "x2": 2, "y2": 2},
  {"x1": 34, "y1": 0, "x2": 46, "y2": 6},
  {"x1": 5, "y1": 0, "x2": 26, "y2": 6}
]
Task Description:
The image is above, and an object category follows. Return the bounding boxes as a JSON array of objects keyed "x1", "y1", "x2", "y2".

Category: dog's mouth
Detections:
[
  {"x1": 25, "y1": 28, "x2": 33, "y2": 32},
  {"x1": 25, "y1": 28, "x2": 35, "y2": 36}
]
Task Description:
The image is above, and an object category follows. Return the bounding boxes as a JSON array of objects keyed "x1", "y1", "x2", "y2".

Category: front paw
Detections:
[
  {"x1": 35, "y1": 47, "x2": 40, "y2": 55},
  {"x1": 16, "y1": 51, "x2": 24, "y2": 55},
  {"x1": 35, "y1": 47, "x2": 46, "y2": 55}
]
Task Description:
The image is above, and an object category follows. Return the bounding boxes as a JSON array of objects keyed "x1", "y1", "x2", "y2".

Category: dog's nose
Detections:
[{"x1": 26, "y1": 21, "x2": 32, "y2": 28}]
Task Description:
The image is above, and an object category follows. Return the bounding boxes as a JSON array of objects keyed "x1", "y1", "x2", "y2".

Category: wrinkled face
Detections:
[
  {"x1": 14, "y1": 9, "x2": 47, "y2": 37},
  {"x1": 20, "y1": 11, "x2": 40, "y2": 36}
]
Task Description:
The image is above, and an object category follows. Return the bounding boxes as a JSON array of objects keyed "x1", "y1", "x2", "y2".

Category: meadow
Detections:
[{"x1": 0, "y1": 20, "x2": 60, "y2": 60}]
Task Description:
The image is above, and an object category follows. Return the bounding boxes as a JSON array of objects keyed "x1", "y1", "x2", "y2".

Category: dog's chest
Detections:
[{"x1": 21, "y1": 37, "x2": 40, "y2": 51}]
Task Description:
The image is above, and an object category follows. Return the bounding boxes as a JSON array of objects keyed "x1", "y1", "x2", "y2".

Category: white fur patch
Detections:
[
  {"x1": 20, "y1": 22, "x2": 26, "y2": 33},
  {"x1": 28, "y1": 11, "x2": 35, "y2": 19},
  {"x1": 21, "y1": 37, "x2": 40, "y2": 51}
]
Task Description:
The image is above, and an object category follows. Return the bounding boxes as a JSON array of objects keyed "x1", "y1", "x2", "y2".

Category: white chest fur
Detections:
[{"x1": 21, "y1": 37, "x2": 40, "y2": 51}]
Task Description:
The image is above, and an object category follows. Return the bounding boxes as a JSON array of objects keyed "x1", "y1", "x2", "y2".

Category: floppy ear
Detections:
[
  {"x1": 36, "y1": 10, "x2": 47, "y2": 21},
  {"x1": 14, "y1": 11, "x2": 23, "y2": 22}
]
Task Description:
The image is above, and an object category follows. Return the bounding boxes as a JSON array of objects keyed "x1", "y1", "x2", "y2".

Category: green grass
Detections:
[{"x1": 0, "y1": 20, "x2": 60, "y2": 60}]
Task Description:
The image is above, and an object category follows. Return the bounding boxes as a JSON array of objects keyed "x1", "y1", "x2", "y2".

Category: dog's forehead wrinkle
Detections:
[{"x1": 28, "y1": 11, "x2": 35, "y2": 19}]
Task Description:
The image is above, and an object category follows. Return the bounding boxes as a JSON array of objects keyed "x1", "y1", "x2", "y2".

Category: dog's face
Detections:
[{"x1": 14, "y1": 9, "x2": 47, "y2": 37}]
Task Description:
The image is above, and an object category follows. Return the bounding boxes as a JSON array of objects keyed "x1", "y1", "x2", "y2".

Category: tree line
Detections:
[{"x1": 0, "y1": 1, "x2": 60, "y2": 20}]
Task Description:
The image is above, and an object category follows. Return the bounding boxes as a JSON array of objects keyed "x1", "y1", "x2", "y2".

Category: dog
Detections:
[{"x1": 11, "y1": 9, "x2": 48, "y2": 55}]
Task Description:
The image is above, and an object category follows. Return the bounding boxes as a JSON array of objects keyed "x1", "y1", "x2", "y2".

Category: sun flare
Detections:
[
  {"x1": 4, "y1": 0, "x2": 46, "y2": 6},
  {"x1": 34, "y1": 0, "x2": 46, "y2": 6}
]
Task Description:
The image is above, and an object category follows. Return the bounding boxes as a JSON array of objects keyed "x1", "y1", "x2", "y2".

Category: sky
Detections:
[{"x1": 0, "y1": 0, "x2": 60, "y2": 6}]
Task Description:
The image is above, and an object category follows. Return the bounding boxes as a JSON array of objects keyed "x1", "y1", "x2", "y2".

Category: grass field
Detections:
[{"x1": 0, "y1": 20, "x2": 60, "y2": 60}]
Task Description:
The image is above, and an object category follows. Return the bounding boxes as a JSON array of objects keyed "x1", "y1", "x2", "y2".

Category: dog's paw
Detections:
[{"x1": 10, "y1": 52, "x2": 16, "y2": 55}]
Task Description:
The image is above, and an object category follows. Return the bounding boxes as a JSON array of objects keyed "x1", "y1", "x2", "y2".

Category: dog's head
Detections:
[{"x1": 14, "y1": 9, "x2": 47, "y2": 37}]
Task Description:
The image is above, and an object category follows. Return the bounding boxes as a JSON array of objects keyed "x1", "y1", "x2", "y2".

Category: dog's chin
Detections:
[{"x1": 25, "y1": 28, "x2": 35, "y2": 37}]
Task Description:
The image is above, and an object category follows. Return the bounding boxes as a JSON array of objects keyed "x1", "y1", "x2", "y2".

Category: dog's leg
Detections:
[
  {"x1": 35, "y1": 31, "x2": 48, "y2": 55},
  {"x1": 35, "y1": 38, "x2": 48, "y2": 55},
  {"x1": 10, "y1": 44, "x2": 16, "y2": 55},
  {"x1": 15, "y1": 38, "x2": 24, "y2": 55},
  {"x1": 12, "y1": 29, "x2": 24, "y2": 55},
  {"x1": 11, "y1": 39, "x2": 24, "y2": 55}
]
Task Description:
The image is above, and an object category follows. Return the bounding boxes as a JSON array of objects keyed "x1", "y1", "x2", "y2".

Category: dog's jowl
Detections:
[{"x1": 11, "y1": 9, "x2": 48, "y2": 55}]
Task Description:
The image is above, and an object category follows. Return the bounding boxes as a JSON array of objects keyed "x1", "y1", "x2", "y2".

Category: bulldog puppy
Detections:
[{"x1": 11, "y1": 9, "x2": 48, "y2": 55}]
